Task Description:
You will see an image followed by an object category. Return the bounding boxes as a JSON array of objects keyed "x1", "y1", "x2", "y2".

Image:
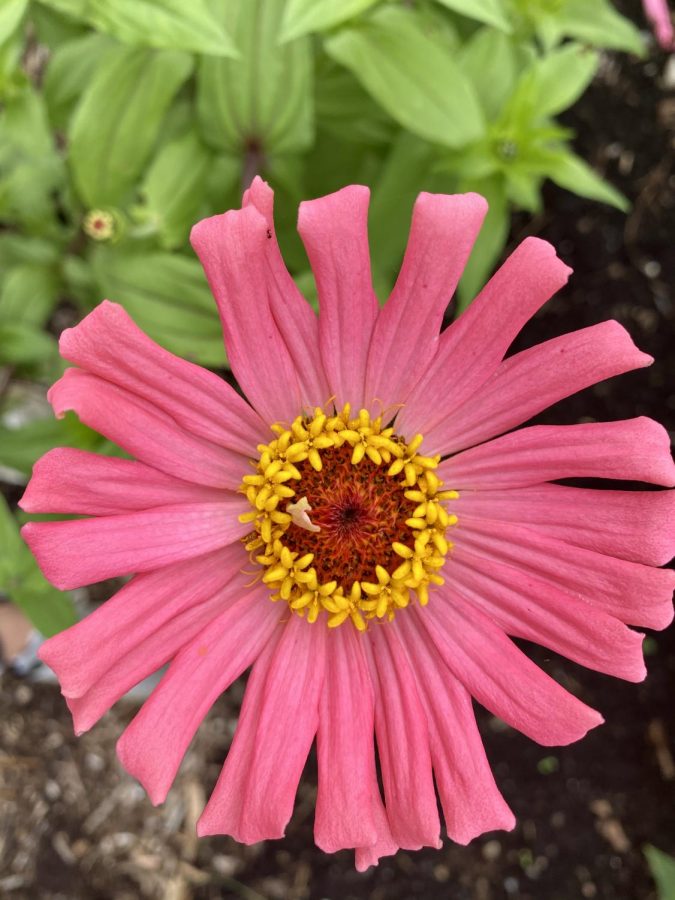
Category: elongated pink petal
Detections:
[
  {"x1": 429, "y1": 320, "x2": 652, "y2": 454},
  {"x1": 453, "y1": 518, "x2": 675, "y2": 630},
  {"x1": 22, "y1": 500, "x2": 248, "y2": 590},
  {"x1": 38, "y1": 544, "x2": 248, "y2": 698},
  {"x1": 117, "y1": 587, "x2": 282, "y2": 805},
  {"x1": 314, "y1": 628, "x2": 378, "y2": 852},
  {"x1": 440, "y1": 418, "x2": 675, "y2": 490},
  {"x1": 49, "y1": 368, "x2": 247, "y2": 489},
  {"x1": 450, "y1": 545, "x2": 646, "y2": 681},
  {"x1": 354, "y1": 800, "x2": 398, "y2": 872},
  {"x1": 643, "y1": 0, "x2": 674, "y2": 49},
  {"x1": 297, "y1": 186, "x2": 378, "y2": 410},
  {"x1": 454, "y1": 484, "x2": 675, "y2": 567},
  {"x1": 243, "y1": 178, "x2": 330, "y2": 407},
  {"x1": 364, "y1": 192, "x2": 487, "y2": 409},
  {"x1": 365, "y1": 628, "x2": 441, "y2": 850},
  {"x1": 396, "y1": 612, "x2": 515, "y2": 842},
  {"x1": 397, "y1": 237, "x2": 572, "y2": 438},
  {"x1": 198, "y1": 616, "x2": 325, "y2": 842},
  {"x1": 20, "y1": 448, "x2": 226, "y2": 516},
  {"x1": 63, "y1": 562, "x2": 254, "y2": 734},
  {"x1": 420, "y1": 592, "x2": 604, "y2": 745},
  {"x1": 59, "y1": 301, "x2": 267, "y2": 455},
  {"x1": 191, "y1": 205, "x2": 303, "y2": 423}
]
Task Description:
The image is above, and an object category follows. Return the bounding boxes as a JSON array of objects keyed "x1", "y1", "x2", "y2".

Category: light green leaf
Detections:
[
  {"x1": 91, "y1": 248, "x2": 226, "y2": 367},
  {"x1": 0, "y1": 495, "x2": 77, "y2": 637},
  {"x1": 141, "y1": 129, "x2": 214, "y2": 249},
  {"x1": 0, "y1": 323, "x2": 57, "y2": 365},
  {"x1": 43, "y1": 32, "x2": 115, "y2": 128},
  {"x1": 315, "y1": 56, "x2": 394, "y2": 145},
  {"x1": 433, "y1": 0, "x2": 511, "y2": 32},
  {"x1": 544, "y1": 148, "x2": 628, "y2": 212},
  {"x1": 458, "y1": 27, "x2": 518, "y2": 120},
  {"x1": 325, "y1": 6, "x2": 484, "y2": 149},
  {"x1": 280, "y1": 0, "x2": 379, "y2": 41},
  {"x1": 198, "y1": 0, "x2": 313, "y2": 156},
  {"x1": 457, "y1": 174, "x2": 509, "y2": 311},
  {"x1": 645, "y1": 845, "x2": 675, "y2": 900},
  {"x1": 69, "y1": 45, "x2": 193, "y2": 207},
  {"x1": 37, "y1": 0, "x2": 238, "y2": 56},
  {"x1": 0, "y1": 265, "x2": 60, "y2": 326},
  {"x1": 0, "y1": 0, "x2": 27, "y2": 44},
  {"x1": 509, "y1": 43, "x2": 599, "y2": 122},
  {"x1": 559, "y1": 0, "x2": 645, "y2": 56}
]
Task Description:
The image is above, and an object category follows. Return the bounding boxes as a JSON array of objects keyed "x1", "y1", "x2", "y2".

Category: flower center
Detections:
[{"x1": 239, "y1": 405, "x2": 457, "y2": 630}]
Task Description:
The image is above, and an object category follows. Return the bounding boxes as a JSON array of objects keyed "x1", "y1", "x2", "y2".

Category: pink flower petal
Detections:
[
  {"x1": 454, "y1": 484, "x2": 675, "y2": 567},
  {"x1": 354, "y1": 801, "x2": 398, "y2": 872},
  {"x1": 297, "y1": 186, "x2": 379, "y2": 410},
  {"x1": 397, "y1": 237, "x2": 571, "y2": 438},
  {"x1": 49, "y1": 368, "x2": 247, "y2": 489},
  {"x1": 117, "y1": 586, "x2": 282, "y2": 805},
  {"x1": 440, "y1": 418, "x2": 675, "y2": 490},
  {"x1": 428, "y1": 320, "x2": 652, "y2": 454},
  {"x1": 450, "y1": 545, "x2": 646, "y2": 682},
  {"x1": 314, "y1": 628, "x2": 379, "y2": 852},
  {"x1": 419, "y1": 592, "x2": 604, "y2": 746},
  {"x1": 22, "y1": 500, "x2": 248, "y2": 590},
  {"x1": 198, "y1": 616, "x2": 325, "y2": 842},
  {"x1": 39, "y1": 544, "x2": 248, "y2": 698},
  {"x1": 396, "y1": 612, "x2": 516, "y2": 843},
  {"x1": 453, "y1": 518, "x2": 675, "y2": 630},
  {"x1": 20, "y1": 448, "x2": 226, "y2": 516},
  {"x1": 243, "y1": 178, "x2": 330, "y2": 407},
  {"x1": 365, "y1": 627, "x2": 441, "y2": 850},
  {"x1": 643, "y1": 0, "x2": 674, "y2": 49},
  {"x1": 364, "y1": 191, "x2": 487, "y2": 410},
  {"x1": 191, "y1": 205, "x2": 303, "y2": 423},
  {"x1": 59, "y1": 301, "x2": 267, "y2": 456},
  {"x1": 63, "y1": 557, "x2": 254, "y2": 734}
]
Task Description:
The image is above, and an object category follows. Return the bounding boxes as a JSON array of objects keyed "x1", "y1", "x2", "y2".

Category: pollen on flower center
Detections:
[{"x1": 238, "y1": 404, "x2": 458, "y2": 630}]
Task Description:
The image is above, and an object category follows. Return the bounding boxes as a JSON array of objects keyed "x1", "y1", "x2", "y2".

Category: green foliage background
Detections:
[{"x1": 0, "y1": 0, "x2": 646, "y2": 635}]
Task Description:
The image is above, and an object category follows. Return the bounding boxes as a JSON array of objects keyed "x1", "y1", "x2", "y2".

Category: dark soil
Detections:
[{"x1": 2, "y1": 4, "x2": 675, "y2": 899}]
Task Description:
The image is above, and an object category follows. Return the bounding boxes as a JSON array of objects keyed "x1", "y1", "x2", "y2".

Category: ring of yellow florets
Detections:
[{"x1": 238, "y1": 404, "x2": 458, "y2": 631}]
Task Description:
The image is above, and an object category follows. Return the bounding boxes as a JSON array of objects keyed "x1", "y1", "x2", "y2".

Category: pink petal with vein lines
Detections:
[
  {"x1": 365, "y1": 191, "x2": 487, "y2": 410},
  {"x1": 59, "y1": 300, "x2": 266, "y2": 455},
  {"x1": 117, "y1": 587, "x2": 282, "y2": 805},
  {"x1": 198, "y1": 616, "x2": 325, "y2": 843},
  {"x1": 22, "y1": 500, "x2": 248, "y2": 590},
  {"x1": 298, "y1": 186, "x2": 379, "y2": 410}
]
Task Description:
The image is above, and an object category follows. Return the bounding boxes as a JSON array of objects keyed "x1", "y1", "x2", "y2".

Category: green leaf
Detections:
[
  {"x1": 37, "y1": 0, "x2": 238, "y2": 56},
  {"x1": 433, "y1": 0, "x2": 511, "y2": 32},
  {"x1": 69, "y1": 45, "x2": 193, "y2": 207},
  {"x1": 509, "y1": 43, "x2": 599, "y2": 122},
  {"x1": 0, "y1": 323, "x2": 57, "y2": 366},
  {"x1": 559, "y1": 0, "x2": 645, "y2": 56},
  {"x1": 457, "y1": 174, "x2": 509, "y2": 311},
  {"x1": 325, "y1": 6, "x2": 484, "y2": 149},
  {"x1": 279, "y1": 0, "x2": 379, "y2": 41},
  {"x1": 315, "y1": 55, "x2": 394, "y2": 145},
  {"x1": 0, "y1": 264, "x2": 60, "y2": 326},
  {"x1": 43, "y1": 32, "x2": 116, "y2": 129},
  {"x1": 0, "y1": 413, "x2": 100, "y2": 476},
  {"x1": 197, "y1": 0, "x2": 313, "y2": 156},
  {"x1": 140, "y1": 129, "x2": 214, "y2": 249},
  {"x1": 645, "y1": 845, "x2": 675, "y2": 900},
  {"x1": 458, "y1": 27, "x2": 518, "y2": 120},
  {"x1": 544, "y1": 148, "x2": 628, "y2": 212},
  {"x1": 91, "y1": 248, "x2": 226, "y2": 367},
  {"x1": 0, "y1": 0, "x2": 27, "y2": 44},
  {"x1": 0, "y1": 495, "x2": 77, "y2": 637}
]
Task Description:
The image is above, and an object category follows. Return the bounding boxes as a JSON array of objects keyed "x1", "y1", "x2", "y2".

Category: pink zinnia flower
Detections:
[
  {"x1": 22, "y1": 180, "x2": 674, "y2": 868},
  {"x1": 643, "y1": 0, "x2": 674, "y2": 49}
]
